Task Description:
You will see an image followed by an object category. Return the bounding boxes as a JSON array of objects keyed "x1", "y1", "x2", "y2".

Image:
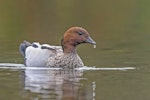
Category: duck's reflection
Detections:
[{"x1": 22, "y1": 68, "x2": 95, "y2": 100}]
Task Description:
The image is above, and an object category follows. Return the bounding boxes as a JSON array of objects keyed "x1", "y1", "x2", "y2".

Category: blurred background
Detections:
[
  {"x1": 0, "y1": 0, "x2": 150, "y2": 100},
  {"x1": 0, "y1": 0, "x2": 150, "y2": 67}
]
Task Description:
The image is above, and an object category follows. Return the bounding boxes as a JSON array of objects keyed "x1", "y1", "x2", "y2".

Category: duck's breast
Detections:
[{"x1": 46, "y1": 53, "x2": 84, "y2": 68}]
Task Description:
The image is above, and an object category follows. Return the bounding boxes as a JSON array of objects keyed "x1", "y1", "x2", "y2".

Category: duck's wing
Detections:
[{"x1": 19, "y1": 41, "x2": 63, "y2": 67}]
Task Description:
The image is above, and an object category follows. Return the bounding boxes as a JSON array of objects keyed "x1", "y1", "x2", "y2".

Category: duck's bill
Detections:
[{"x1": 85, "y1": 36, "x2": 96, "y2": 45}]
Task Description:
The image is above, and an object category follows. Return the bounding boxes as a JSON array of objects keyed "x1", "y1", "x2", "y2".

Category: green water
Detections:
[{"x1": 0, "y1": 0, "x2": 150, "y2": 100}]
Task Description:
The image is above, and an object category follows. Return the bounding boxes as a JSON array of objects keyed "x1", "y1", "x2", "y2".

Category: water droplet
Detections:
[{"x1": 93, "y1": 45, "x2": 96, "y2": 48}]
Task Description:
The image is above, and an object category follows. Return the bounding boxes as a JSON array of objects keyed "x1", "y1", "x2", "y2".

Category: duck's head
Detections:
[{"x1": 61, "y1": 27, "x2": 96, "y2": 53}]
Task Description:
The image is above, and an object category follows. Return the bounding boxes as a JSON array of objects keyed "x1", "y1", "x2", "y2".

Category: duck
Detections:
[{"x1": 19, "y1": 27, "x2": 96, "y2": 68}]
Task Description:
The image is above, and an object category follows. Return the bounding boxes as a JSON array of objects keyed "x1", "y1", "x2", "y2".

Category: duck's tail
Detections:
[{"x1": 19, "y1": 40, "x2": 31, "y2": 57}]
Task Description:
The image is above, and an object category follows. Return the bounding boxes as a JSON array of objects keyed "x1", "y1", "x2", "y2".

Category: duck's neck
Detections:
[
  {"x1": 63, "y1": 45, "x2": 77, "y2": 54},
  {"x1": 61, "y1": 38, "x2": 77, "y2": 54}
]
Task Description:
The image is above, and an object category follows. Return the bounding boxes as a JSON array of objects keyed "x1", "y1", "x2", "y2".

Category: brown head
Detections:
[{"x1": 61, "y1": 27, "x2": 96, "y2": 53}]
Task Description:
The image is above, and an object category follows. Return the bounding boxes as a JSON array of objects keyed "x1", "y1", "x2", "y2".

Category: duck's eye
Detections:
[{"x1": 77, "y1": 31, "x2": 83, "y2": 35}]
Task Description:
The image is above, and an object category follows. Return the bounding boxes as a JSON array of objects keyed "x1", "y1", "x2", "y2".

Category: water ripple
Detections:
[{"x1": 0, "y1": 63, "x2": 136, "y2": 71}]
